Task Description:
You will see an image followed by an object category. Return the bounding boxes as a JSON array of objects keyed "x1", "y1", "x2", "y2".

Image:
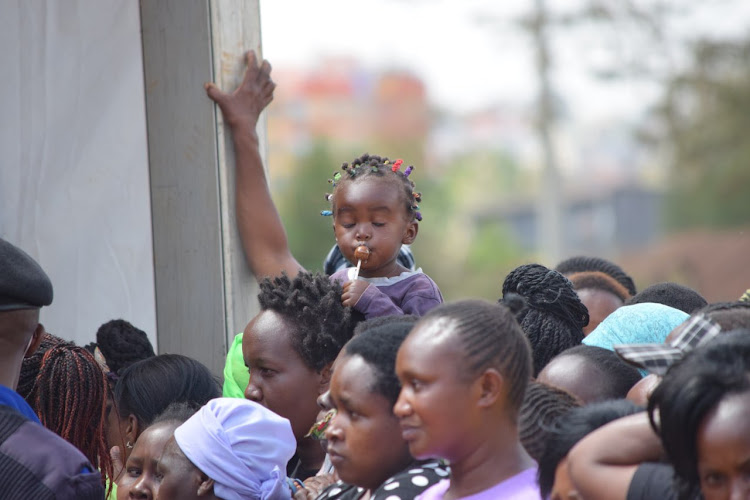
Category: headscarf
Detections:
[
  {"x1": 174, "y1": 398, "x2": 296, "y2": 500},
  {"x1": 583, "y1": 303, "x2": 689, "y2": 352}
]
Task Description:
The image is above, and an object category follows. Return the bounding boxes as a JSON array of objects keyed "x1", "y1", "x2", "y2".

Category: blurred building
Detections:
[{"x1": 266, "y1": 59, "x2": 430, "y2": 179}]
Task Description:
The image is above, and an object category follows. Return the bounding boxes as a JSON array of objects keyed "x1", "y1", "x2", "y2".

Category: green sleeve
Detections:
[{"x1": 223, "y1": 332, "x2": 250, "y2": 398}]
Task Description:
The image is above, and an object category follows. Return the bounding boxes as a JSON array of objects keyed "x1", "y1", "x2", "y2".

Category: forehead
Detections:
[
  {"x1": 334, "y1": 177, "x2": 405, "y2": 211},
  {"x1": 397, "y1": 318, "x2": 461, "y2": 375},
  {"x1": 242, "y1": 310, "x2": 297, "y2": 362},
  {"x1": 698, "y1": 391, "x2": 750, "y2": 454},
  {"x1": 132, "y1": 422, "x2": 177, "y2": 457},
  {"x1": 331, "y1": 354, "x2": 379, "y2": 399}
]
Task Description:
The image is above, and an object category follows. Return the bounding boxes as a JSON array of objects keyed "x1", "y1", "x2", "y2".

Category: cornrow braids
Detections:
[
  {"x1": 18, "y1": 332, "x2": 72, "y2": 402},
  {"x1": 418, "y1": 298, "x2": 533, "y2": 414},
  {"x1": 322, "y1": 153, "x2": 423, "y2": 222},
  {"x1": 519, "y1": 381, "x2": 581, "y2": 462},
  {"x1": 30, "y1": 345, "x2": 113, "y2": 493},
  {"x1": 258, "y1": 271, "x2": 362, "y2": 372},
  {"x1": 555, "y1": 256, "x2": 637, "y2": 296},
  {"x1": 502, "y1": 264, "x2": 589, "y2": 376},
  {"x1": 537, "y1": 400, "x2": 642, "y2": 499}
]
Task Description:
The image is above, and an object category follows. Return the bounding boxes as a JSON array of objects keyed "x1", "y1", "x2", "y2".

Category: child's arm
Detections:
[
  {"x1": 205, "y1": 51, "x2": 303, "y2": 279},
  {"x1": 341, "y1": 274, "x2": 443, "y2": 318}
]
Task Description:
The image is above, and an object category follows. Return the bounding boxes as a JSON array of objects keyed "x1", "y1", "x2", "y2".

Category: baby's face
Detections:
[{"x1": 332, "y1": 177, "x2": 417, "y2": 279}]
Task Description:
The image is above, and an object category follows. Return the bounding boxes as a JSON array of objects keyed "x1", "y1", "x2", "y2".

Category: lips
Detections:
[
  {"x1": 399, "y1": 423, "x2": 420, "y2": 442},
  {"x1": 327, "y1": 446, "x2": 346, "y2": 465}
]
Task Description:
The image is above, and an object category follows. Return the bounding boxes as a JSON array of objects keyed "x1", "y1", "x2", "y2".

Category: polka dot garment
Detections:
[{"x1": 318, "y1": 460, "x2": 450, "y2": 500}]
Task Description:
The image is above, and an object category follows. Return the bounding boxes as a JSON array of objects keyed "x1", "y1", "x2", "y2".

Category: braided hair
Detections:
[
  {"x1": 94, "y1": 319, "x2": 155, "y2": 375},
  {"x1": 29, "y1": 345, "x2": 113, "y2": 491},
  {"x1": 258, "y1": 271, "x2": 362, "y2": 371},
  {"x1": 502, "y1": 264, "x2": 589, "y2": 376},
  {"x1": 519, "y1": 381, "x2": 581, "y2": 462},
  {"x1": 537, "y1": 400, "x2": 642, "y2": 498},
  {"x1": 18, "y1": 332, "x2": 72, "y2": 402},
  {"x1": 323, "y1": 153, "x2": 423, "y2": 222},
  {"x1": 417, "y1": 298, "x2": 532, "y2": 414},
  {"x1": 555, "y1": 256, "x2": 637, "y2": 296}
]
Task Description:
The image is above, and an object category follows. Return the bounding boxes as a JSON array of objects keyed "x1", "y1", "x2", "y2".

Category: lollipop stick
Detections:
[{"x1": 352, "y1": 259, "x2": 362, "y2": 281}]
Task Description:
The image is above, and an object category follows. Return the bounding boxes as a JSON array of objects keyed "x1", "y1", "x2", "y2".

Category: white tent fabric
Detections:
[{"x1": 0, "y1": 1, "x2": 157, "y2": 347}]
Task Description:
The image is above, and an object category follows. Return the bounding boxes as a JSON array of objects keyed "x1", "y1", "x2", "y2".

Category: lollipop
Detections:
[
  {"x1": 354, "y1": 245, "x2": 370, "y2": 262},
  {"x1": 350, "y1": 245, "x2": 370, "y2": 281}
]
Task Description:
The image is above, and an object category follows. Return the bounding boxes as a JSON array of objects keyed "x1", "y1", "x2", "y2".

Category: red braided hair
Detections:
[{"x1": 31, "y1": 345, "x2": 114, "y2": 494}]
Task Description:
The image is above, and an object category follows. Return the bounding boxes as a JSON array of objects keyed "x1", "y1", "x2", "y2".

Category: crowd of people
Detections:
[{"x1": 2, "y1": 50, "x2": 750, "y2": 500}]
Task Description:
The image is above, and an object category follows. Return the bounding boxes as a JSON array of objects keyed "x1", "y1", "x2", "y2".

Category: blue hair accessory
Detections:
[
  {"x1": 403, "y1": 165, "x2": 414, "y2": 177},
  {"x1": 321, "y1": 210, "x2": 333, "y2": 217}
]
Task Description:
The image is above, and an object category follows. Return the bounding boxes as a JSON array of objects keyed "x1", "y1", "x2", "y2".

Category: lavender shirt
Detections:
[
  {"x1": 417, "y1": 468, "x2": 541, "y2": 500},
  {"x1": 331, "y1": 268, "x2": 443, "y2": 319}
]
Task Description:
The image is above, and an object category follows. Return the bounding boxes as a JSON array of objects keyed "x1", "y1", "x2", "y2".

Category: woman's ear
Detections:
[
  {"x1": 24, "y1": 323, "x2": 45, "y2": 357},
  {"x1": 318, "y1": 362, "x2": 334, "y2": 395},
  {"x1": 125, "y1": 414, "x2": 140, "y2": 444},
  {"x1": 197, "y1": 477, "x2": 215, "y2": 496},
  {"x1": 402, "y1": 221, "x2": 418, "y2": 245},
  {"x1": 476, "y1": 368, "x2": 505, "y2": 408}
]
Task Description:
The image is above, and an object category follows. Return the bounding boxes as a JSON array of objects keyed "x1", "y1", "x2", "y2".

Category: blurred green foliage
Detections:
[{"x1": 651, "y1": 38, "x2": 750, "y2": 230}]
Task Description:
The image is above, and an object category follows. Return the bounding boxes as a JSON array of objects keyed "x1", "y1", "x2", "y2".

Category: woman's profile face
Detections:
[
  {"x1": 242, "y1": 310, "x2": 325, "y2": 440},
  {"x1": 325, "y1": 353, "x2": 411, "y2": 491},
  {"x1": 155, "y1": 437, "x2": 203, "y2": 500},
  {"x1": 696, "y1": 391, "x2": 750, "y2": 500},
  {"x1": 116, "y1": 421, "x2": 178, "y2": 500},
  {"x1": 394, "y1": 318, "x2": 477, "y2": 461}
]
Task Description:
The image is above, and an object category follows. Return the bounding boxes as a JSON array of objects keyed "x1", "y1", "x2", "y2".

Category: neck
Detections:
[
  {"x1": 445, "y1": 423, "x2": 534, "y2": 499},
  {"x1": 0, "y1": 341, "x2": 25, "y2": 390},
  {"x1": 296, "y1": 436, "x2": 326, "y2": 472}
]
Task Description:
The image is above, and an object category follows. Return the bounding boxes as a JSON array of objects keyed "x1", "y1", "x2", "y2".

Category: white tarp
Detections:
[{"x1": 0, "y1": 1, "x2": 157, "y2": 347}]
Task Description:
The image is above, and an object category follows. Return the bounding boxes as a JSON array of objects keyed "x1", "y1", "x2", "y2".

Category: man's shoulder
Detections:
[{"x1": 0, "y1": 405, "x2": 104, "y2": 500}]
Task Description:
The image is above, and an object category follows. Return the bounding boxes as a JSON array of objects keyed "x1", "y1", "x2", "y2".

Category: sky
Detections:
[{"x1": 260, "y1": 0, "x2": 750, "y2": 125}]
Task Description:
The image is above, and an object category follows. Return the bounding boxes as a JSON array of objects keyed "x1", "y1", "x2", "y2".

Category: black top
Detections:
[
  {"x1": 627, "y1": 462, "x2": 680, "y2": 500},
  {"x1": 318, "y1": 459, "x2": 450, "y2": 500}
]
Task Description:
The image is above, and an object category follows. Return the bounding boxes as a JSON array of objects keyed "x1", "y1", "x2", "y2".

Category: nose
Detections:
[
  {"x1": 324, "y1": 413, "x2": 344, "y2": 442},
  {"x1": 729, "y1": 479, "x2": 749, "y2": 500},
  {"x1": 393, "y1": 389, "x2": 412, "y2": 418},
  {"x1": 129, "y1": 476, "x2": 153, "y2": 500},
  {"x1": 317, "y1": 390, "x2": 332, "y2": 411},
  {"x1": 245, "y1": 380, "x2": 263, "y2": 403},
  {"x1": 355, "y1": 223, "x2": 371, "y2": 241}
]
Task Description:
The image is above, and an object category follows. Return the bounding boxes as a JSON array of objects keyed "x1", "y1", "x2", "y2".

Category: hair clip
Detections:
[
  {"x1": 415, "y1": 212, "x2": 423, "y2": 221},
  {"x1": 414, "y1": 192, "x2": 422, "y2": 202},
  {"x1": 341, "y1": 162, "x2": 349, "y2": 170},
  {"x1": 371, "y1": 166, "x2": 378, "y2": 172},
  {"x1": 412, "y1": 204, "x2": 420, "y2": 211},
  {"x1": 324, "y1": 193, "x2": 333, "y2": 202},
  {"x1": 403, "y1": 165, "x2": 414, "y2": 177},
  {"x1": 391, "y1": 159, "x2": 403, "y2": 172},
  {"x1": 320, "y1": 210, "x2": 333, "y2": 216},
  {"x1": 333, "y1": 172, "x2": 342, "y2": 182}
]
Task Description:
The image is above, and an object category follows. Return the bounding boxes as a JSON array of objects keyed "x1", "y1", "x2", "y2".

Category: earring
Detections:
[{"x1": 126, "y1": 441, "x2": 134, "y2": 449}]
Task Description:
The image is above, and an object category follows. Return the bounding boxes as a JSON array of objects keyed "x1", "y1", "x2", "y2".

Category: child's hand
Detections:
[
  {"x1": 205, "y1": 51, "x2": 275, "y2": 132},
  {"x1": 342, "y1": 280, "x2": 370, "y2": 307}
]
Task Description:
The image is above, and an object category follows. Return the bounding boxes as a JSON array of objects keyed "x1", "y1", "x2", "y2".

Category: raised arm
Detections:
[
  {"x1": 567, "y1": 412, "x2": 664, "y2": 500},
  {"x1": 205, "y1": 51, "x2": 303, "y2": 279}
]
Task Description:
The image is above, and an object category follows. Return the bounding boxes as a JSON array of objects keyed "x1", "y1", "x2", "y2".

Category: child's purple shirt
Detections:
[{"x1": 330, "y1": 268, "x2": 443, "y2": 319}]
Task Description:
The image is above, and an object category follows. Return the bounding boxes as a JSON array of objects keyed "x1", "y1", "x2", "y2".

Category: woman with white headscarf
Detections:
[{"x1": 156, "y1": 398, "x2": 296, "y2": 500}]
